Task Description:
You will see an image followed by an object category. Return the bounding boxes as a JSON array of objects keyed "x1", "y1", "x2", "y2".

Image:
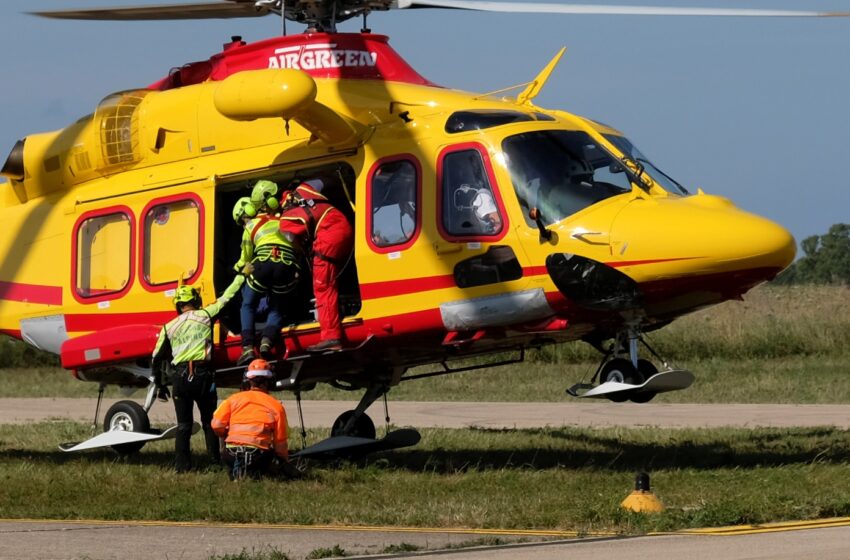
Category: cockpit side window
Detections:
[{"x1": 439, "y1": 146, "x2": 505, "y2": 239}]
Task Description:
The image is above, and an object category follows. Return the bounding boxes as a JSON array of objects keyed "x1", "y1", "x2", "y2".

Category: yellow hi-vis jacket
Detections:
[
  {"x1": 152, "y1": 274, "x2": 244, "y2": 366},
  {"x1": 212, "y1": 388, "x2": 289, "y2": 459},
  {"x1": 234, "y1": 214, "x2": 298, "y2": 272}
]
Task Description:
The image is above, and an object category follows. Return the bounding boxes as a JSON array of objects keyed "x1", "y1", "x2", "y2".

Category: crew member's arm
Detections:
[
  {"x1": 150, "y1": 326, "x2": 171, "y2": 388},
  {"x1": 203, "y1": 274, "x2": 245, "y2": 318},
  {"x1": 211, "y1": 398, "x2": 232, "y2": 439},
  {"x1": 279, "y1": 214, "x2": 309, "y2": 255},
  {"x1": 273, "y1": 403, "x2": 289, "y2": 460},
  {"x1": 233, "y1": 228, "x2": 254, "y2": 272}
]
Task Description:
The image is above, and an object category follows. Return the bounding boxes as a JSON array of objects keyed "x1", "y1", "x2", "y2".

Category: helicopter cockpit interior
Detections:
[{"x1": 503, "y1": 130, "x2": 636, "y2": 227}]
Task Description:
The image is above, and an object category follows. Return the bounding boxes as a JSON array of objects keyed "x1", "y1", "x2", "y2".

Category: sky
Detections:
[{"x1": 1, "y1": 0, "x2": 848, "y2": 248}]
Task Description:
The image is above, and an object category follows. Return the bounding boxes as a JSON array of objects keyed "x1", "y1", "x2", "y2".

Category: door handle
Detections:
[{"x1": 433, "y1": 242, "x2": 462, "y2": 255}]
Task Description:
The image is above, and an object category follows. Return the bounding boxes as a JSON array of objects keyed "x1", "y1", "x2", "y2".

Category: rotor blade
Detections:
[
  {"x1": 395, "y1": 0, "x2": 850, "y2": 17},
  {"x1": 31, "y1": 2, "x2": 270, "y2": 21}
]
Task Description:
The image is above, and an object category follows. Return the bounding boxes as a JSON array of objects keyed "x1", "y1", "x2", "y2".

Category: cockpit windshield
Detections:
[
  {"x1": 603, "y1": 134, "x2": 689, "y2": 196},
  {"x1": 503, "y1": 130, "x2": 633, "y2": 227}
]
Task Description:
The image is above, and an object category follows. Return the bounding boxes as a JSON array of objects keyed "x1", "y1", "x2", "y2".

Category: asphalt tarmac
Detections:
[
  {"x1": 3, "y1": 398, "x2": 850, "y2": 429},
  {"x1": 1, "y1": 519, "x2": 850, "y2": 560}
]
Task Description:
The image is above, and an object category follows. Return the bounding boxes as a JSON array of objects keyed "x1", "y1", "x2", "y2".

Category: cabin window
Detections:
[
  {"x1": 440, "y1": 148, "x2": 504, "y2": 238},
  {"x1": 368, "y1": 157, "x2": 420, "y2": 251},
  {"x1": 75, "y1": 211, "x2": 132, "y2": 299},
  {"x1": 142, "y1": 197, "x2": 201, "y2": 287}
]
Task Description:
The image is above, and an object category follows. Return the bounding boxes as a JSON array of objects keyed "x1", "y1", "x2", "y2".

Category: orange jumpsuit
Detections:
[
  {"x1": 212, "y1": 388, "x2": 288, "y2": 459},
  {"x1": 279, "y1": 182, "x2": 353, "y2": 342}
]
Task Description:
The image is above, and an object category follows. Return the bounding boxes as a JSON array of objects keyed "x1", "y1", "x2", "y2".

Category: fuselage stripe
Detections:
[
  {"x1": 357, "y1": 258, "x2": 695, "y2": 300},
  {"x1": 0, "y1": 281, "x2": 62, "y2": 306}
]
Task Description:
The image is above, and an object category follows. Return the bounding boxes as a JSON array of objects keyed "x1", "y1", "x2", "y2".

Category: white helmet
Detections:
[{"x1": 245, "y1": 359, "x2": 273, "y2": 379}]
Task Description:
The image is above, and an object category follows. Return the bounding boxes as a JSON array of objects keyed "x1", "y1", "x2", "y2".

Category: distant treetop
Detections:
[{"x1": 775, "y1": 223, "x2": 850, "y2": 285}]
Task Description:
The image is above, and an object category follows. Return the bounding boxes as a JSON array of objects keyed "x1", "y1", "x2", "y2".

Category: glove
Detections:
[
  {"x1": 241, "y1": 263, "x2": 255, "y2": 276},
  {"x1": 156, "y1": 385, "x2": 171, "y2": 403}
]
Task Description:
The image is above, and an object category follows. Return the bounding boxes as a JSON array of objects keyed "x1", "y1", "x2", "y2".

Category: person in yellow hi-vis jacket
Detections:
[
  {"x1": 232, "y1": 183, "x2": 302, "y2": 365},
  {"x1": 151, "y1": 273, "x2": 245, "y2": 473}
]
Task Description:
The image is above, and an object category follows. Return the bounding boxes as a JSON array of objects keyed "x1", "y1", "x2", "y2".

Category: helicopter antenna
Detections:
[
  {"x1": 517, "y1": 47, "x2": 566, "y2": 105},
  {"x1": 475, "y1": 83, "x2": 532, "y2": 99},
  {"x1": 253, "y1": 0, "x2": 285, "y2": 33}
]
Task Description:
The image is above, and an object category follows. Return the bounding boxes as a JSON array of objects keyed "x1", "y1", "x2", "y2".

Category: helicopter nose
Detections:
[
  {"x1": 724, "y1": 211, "x2": 796, "y2": 272},
  {"x1": 610, "y1": 194, "x2": 796, "y2": 283}
]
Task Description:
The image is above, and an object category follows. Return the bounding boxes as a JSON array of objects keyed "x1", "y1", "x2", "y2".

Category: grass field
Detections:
[
  {"x1": 1, "y1": 422, "x2": 850, "y2": 533},
  {"x1": 1, "y1": 285, "x2": 848, "y2": 548}
]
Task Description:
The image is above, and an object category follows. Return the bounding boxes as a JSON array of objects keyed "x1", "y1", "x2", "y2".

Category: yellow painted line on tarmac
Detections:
[
  {"x1": 0, "y1": 518, "x2": 615, "y2": 538},
  {"x1": 6, "y1": 516, "x2": 849, "y2": 538},
  {"x1": 674, "y1": 517, "x2": 850, "y2": 536}
]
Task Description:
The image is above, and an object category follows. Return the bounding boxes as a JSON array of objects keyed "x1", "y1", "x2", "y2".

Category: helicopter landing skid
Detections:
[
  {"x1": 291, "y1": 428, "x2": 421, "y2": 460},
  {"x1": 567, "y1": 369, "x2": 695, "y2": 400},
  {"x1": 59, "y1": 423, "x2": 200, "y2": 452}
]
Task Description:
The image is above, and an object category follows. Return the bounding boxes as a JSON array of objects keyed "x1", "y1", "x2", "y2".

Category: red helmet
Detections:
[{"x1": 245, "y1": 359, "x2": 273, "y2": 379}]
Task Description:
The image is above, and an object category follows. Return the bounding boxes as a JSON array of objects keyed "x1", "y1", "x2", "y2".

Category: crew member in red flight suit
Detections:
[{"x1": 279, "y1": 178, "x2": 353, "y2": 352}]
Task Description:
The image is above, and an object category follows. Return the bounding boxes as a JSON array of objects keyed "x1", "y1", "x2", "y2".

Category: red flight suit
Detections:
[{"x1": 279, "y1": 182, "x2": 353, "y2": 342}]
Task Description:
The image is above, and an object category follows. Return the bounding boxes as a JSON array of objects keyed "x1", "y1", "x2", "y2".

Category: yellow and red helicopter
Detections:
[{"x1": 1, "y1": 0, "x2": 834, "y2": 454}]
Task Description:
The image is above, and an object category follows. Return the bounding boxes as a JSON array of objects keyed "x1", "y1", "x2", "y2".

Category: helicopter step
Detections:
[
  {"x1": 59, "y1": 423, "x2": 200, "y2": 453},
  {"x1": 567, "y1": 369, "x2": 695, "y2": 401},
  {"x1": 291, "y1": 428, "x2": 421, "y2": 460},
  {"x1": 284, "y1": 334, "x2": 375, "y2": 361}
]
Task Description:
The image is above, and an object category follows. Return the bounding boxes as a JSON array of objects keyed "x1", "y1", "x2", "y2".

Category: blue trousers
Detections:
[{"x1": 240, "y1": 259, "x2": 299, "y2": 347}]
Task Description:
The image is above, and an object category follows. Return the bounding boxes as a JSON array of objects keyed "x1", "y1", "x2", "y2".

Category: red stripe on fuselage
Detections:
[
  {"x1": 359, "y1": 258, "x2": 696, "y2": 300},
  {"x1": 606, "y1": 257, "x2": 699, "y2": 268},
  {"x1": 0, "y1": 329, "x2": 22, "y2": 339},
  {"x1": 0, "y1": 281, "x2": 62, "y2": 306},
  {"x1": 360, "y1": 275, "x2": 457, "y2": 300},
  {"x1": 64, "y1": 311, "x2": 174, "y2": 332}
]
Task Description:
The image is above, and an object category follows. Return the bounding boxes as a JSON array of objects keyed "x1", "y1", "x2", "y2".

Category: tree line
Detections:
[{"x1": 774, "y1": 223, "x2": 849, "y2": 285}]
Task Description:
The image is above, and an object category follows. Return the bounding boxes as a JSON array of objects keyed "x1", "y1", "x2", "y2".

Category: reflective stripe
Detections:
[
  {"x1": 165, "y1": 310, "x2": 213, "y2": 364},
  {"x1": 212, "y1": 389, "x2": 288, "y2": 457}
]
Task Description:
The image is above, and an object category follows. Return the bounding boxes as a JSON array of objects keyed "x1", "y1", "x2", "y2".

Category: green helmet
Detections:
[
  {"x1": 232, "y1": 196, "x2": 256, "y2": 224},
  {"x1": 173, "y1": 285, "x2": 201, "y2": 311},
  {"x1": 251, "y1": 179, "x2": 280, "y2": 211}
]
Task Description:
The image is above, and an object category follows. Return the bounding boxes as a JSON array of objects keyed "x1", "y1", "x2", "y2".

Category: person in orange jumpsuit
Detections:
[
  {"x1": 211, "y1": 359, "x2": 290, "y2": 480},
  {"x1": 279, "y1": 178, "x2": 353, "y2": 352}
]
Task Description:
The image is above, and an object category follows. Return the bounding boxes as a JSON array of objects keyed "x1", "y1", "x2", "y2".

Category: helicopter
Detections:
[{"x1": 0, "y1": 0, "x2": 831, "y2": 455}]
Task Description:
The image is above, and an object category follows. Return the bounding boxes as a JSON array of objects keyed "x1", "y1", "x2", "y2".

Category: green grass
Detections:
[
  {"x1": 381, "y1": 543, "x2": 421, "y2": 553},
  {"x1": 209, "y1": 549, "x2": 291, "y2": 560},
  {"x1": 2, "y1": 422, "x2": 850, "y2": 534},
  {"x1": 306, "y1": 545, "x2": 347, "y2": 559}
]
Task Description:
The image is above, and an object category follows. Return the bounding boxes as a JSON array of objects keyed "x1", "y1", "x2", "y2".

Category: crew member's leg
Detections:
[
  {"x1": 196, "y1": 372, "x2": 221, "y2": 466},
  {"x1": 247, "y1": 449, "x2": 276, "y2": 480},
  {"x1": 171, "y1": 370, "x2": 194, "y2": 472},
  {"x1": 309, "y1": 212, "x2": 352, "y2": 351},
  {"x1": 312, "y1": 255, "x2": 341, "y2": 344},
  {"x1": 239, "y1": 282, "x2": 262, "y2": 364},
  {"x1": 260, "y1": 262, "x2": 300, "y2": 355}
]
